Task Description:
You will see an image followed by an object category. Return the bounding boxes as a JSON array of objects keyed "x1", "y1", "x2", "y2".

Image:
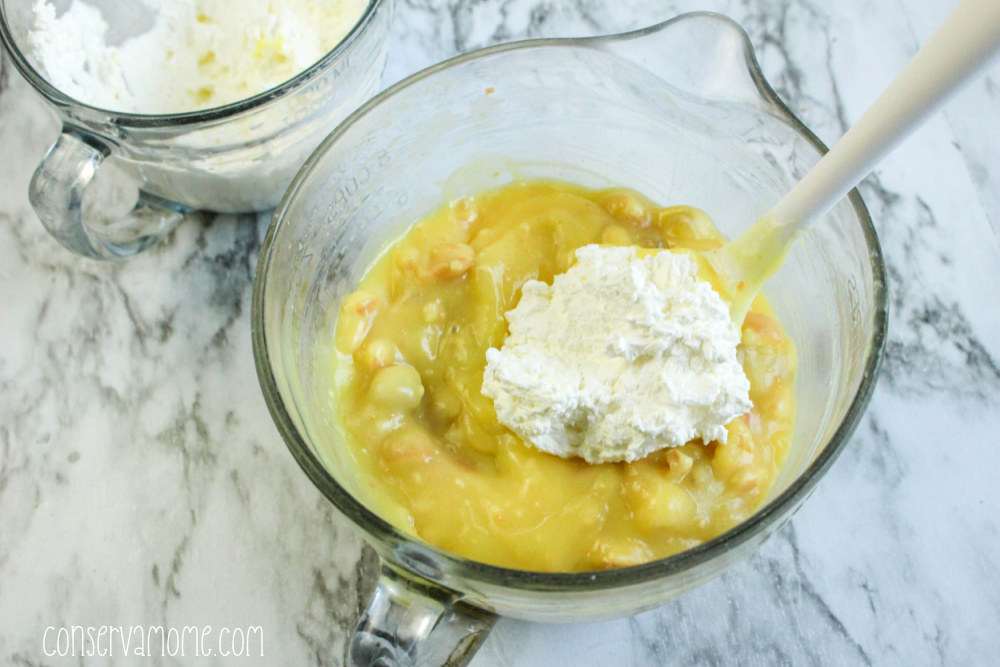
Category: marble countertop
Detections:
[{"x1": 2, "y1": 0, "x2": 999, "y2": 664}]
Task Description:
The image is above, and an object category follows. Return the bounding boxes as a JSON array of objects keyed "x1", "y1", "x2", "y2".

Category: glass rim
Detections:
[
  {"x1": 252, "y1": 11, "x2": 890, "y2": 592},
  {"x1": 0, "y1": 0, "x2": 385, "y2": 128}
]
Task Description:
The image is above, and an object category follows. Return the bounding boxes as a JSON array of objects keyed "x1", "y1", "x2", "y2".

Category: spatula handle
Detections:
[{"x1": 768, "y1": 0, "x2": 1000, "y2": 232}]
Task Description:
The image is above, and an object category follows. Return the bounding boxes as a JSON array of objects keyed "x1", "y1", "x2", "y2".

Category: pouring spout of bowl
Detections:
[{"x1": 594, "y1": 12, "x2": 785, "y2": 114}]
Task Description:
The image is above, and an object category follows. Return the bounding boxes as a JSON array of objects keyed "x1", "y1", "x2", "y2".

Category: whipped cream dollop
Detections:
[
  {"x1": 27, "y1": 0, "x2": 367, "y2": 113},
  {"x1": 482, "y1": 245, "x2": 752, "y2": 464}
]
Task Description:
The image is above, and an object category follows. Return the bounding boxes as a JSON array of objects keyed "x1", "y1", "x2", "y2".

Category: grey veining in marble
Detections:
[{"x1": 2, "y1": 0, "x2": 1000, "y2": 665}]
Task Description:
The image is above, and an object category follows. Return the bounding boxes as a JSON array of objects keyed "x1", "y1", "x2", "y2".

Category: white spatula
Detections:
[{"x1": 704, "y1": 0, "x2": 1000, "y2": 325}]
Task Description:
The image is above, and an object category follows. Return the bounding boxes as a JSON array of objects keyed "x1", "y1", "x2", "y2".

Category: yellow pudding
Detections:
[{"x1": 325, "y1": 180, "x2": 796, "y2": 572}]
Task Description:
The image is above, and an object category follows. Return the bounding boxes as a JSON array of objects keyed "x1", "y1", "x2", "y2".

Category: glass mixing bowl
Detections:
[
  {"x1": 0, "y1": 0, "x2": 393, "y2": 259},
  {"x1": 252, "y1": 12, "x2": 888, "y2": 666}
]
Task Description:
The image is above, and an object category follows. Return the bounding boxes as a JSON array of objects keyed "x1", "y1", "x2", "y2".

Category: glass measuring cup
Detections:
[
  {"x1": 0, "y1": 0, "x2": 393, "y2": 259},
  {"x1": 252, "y1": 12, "x2": 888, "y2": 666}
]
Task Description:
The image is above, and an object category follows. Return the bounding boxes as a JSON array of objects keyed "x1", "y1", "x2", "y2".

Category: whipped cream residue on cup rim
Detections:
[{"x1": 27, "y1": 0, "x2": 367, "y2": 113}]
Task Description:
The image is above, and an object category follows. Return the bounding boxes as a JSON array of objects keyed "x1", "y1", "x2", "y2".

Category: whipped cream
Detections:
[
  {"x1": 482, "y1": 245, "x2": 751, "y2": 464},
  {"x1": 27, "y1": 0, "x2": 367, "y2": 113}
]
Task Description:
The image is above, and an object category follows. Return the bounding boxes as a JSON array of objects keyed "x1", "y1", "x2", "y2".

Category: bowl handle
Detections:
[
  {"x1": 29, "y1": 127, "x2": 190, "y2": 259},
  {"x1": 349, "y1": 563, "x2": 495, "y2": 667}
]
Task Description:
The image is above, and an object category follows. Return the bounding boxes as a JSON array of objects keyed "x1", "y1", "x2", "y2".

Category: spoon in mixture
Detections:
[{"x1": 704, "y1": 0, "x2": 1000, "y2": 325}]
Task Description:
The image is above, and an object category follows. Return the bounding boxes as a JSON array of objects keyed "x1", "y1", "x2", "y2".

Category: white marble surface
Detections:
[{"x1": 2, "y1": 0, "x2": 1000, "y2": 664}]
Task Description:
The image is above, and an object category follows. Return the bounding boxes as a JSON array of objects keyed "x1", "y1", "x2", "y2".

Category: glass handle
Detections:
[
  {"x1": 28, "y1": 129, "x2": 189, "y2": 260},
  {"x1": 349, "y1": 564, "x2": 495, "y2": 667}
]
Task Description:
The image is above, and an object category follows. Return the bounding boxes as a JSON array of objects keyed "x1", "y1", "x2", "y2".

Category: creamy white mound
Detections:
[
  {"x1": 482, "y1": 245, "x2": 752, "y2": 464},
  {"x1": 28, "y1": 0, "x2": 367, "y2": 113}
]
